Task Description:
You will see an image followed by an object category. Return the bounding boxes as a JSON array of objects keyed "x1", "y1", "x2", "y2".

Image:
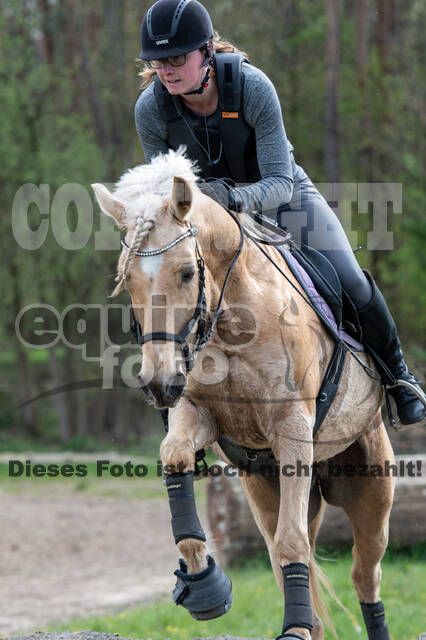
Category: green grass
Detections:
[
  {"x1": 47, "y1": 545, "x2": 426, "y2": 640},
  {"x1": 0, "y1": 446, "x2": 218, "y2": 499},
  {"x1": 0, "y1": 460, "x2": 208, "y2": 503},
  {"x1": 0, "y1": 431, "x2": 161, "y2": 455},
  {"x1": 0, "y1": 460, "x2": 159, "y2": 496}
]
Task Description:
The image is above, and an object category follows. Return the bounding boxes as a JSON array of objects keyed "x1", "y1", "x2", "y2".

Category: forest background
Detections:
[{"x1": 0, "y1": 0, "x2": 425, "y2": 453}]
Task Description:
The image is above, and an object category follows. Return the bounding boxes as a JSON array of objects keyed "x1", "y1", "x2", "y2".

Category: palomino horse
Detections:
[{"x1": 92, "y1": 149, "x2": 395, "y2": 640}]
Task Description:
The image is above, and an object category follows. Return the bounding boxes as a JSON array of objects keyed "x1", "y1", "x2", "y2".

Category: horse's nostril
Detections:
[
  {"x1": 167, "y1": 372, "x2": 186, "y2": 402},
  {"x1": 170, "y1": 372, "x2": 186, "y2": 387}
]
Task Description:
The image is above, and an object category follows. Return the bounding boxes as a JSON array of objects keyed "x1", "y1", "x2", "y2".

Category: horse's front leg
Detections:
[
  {"x1": 160, "y1": 398, "x2": 211, "y2": 572},
  {"x1": 272, "y1": 414, "x2": 315, "y2": 640},
  {"x1": 160, "y1": 398, "x2": 233, "y2": 620}
]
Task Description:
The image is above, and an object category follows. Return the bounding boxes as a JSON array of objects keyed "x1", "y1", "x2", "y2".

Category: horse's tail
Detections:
[
  {"x1": 310, "y1": 552, "x2": 336, "y2": 638},
  {"x1": 309, "y1": 499, "x2": 335, "y2": 636}
]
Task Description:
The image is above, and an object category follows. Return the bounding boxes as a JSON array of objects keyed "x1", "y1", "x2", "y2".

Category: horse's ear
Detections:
[
  {"x1": 91, "y1": 183, "x2": 126, "y2": 229},
  {"x1": 170, "y1": 176, "x2": 192, "y2": 221}
]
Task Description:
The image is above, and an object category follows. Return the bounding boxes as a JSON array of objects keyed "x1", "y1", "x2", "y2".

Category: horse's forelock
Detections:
[
  {"x1": 113, "y1": 148, "x2": 198, "y2": 228},
  {"x1": 125, "y1": 193, "x2": 165, "y2": 228},
  {"x1": 109, "y1": 149, "x2": 199, "y2": 297}
]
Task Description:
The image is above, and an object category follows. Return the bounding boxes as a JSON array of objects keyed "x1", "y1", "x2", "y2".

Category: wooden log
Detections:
[
  {"x1": 206, "y1": 463, "x2": 268, "y2": 567},
  {"x1": 206, "y1": 456, "x2": 426, "y2": 566}
]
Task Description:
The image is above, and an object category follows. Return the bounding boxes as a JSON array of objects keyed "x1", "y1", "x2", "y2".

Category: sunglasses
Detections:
[{"x1": 146, "y1": 51, "x2": 195, "y2": 69}]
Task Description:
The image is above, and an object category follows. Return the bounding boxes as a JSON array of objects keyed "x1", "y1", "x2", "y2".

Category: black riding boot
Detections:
[{"x1": 357, "y1": 273, "x2": 426, "y2": 426}]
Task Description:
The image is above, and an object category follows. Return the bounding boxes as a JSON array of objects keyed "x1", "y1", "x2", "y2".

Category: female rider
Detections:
[{"x1": 134, "y1": 0, "x2": 425, "y2": 426}]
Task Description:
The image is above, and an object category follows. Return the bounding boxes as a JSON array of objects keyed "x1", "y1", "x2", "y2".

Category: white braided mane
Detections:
[{"x1": 113, "y1": 146, "x2": 198, "y2": 227}]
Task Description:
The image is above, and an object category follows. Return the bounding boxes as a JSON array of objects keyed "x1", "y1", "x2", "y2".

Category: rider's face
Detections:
[{"x1": 156, "y1": 49, "x2": 207, "y2": 95}]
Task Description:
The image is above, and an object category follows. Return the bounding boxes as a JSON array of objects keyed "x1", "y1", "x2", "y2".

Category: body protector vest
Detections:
[{"x1": 153, "y1": 52, "x2": 261, "y2": 183}]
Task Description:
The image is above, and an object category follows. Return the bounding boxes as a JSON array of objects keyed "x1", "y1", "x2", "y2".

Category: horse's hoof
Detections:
[{"x1": 172, "y1": 554, "x2": 233, "y2": 620}]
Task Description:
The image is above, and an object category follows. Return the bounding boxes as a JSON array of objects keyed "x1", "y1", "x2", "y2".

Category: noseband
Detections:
[{"x1": 123, "y1": 215, "x2": 244, "y2": 373}]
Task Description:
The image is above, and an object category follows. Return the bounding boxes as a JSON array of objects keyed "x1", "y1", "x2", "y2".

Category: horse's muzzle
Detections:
[{"x1": 139, "y1": 372, "x2": 186, "y2": 408}]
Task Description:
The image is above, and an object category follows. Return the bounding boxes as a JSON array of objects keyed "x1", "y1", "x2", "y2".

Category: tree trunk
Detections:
[
  {"x1": 8, "y1": 259, "x2": 40, "y2": 435},
  {"x1": 13, "y1": 343, "x2": 40, "y2": 436},
  {"x1": 370, "y1": 0, "x2": 396, "y2": 273},
  {"x1": 207, "y1": 464, "x2": 267, "y2": 567},
  {"x1": 376, "y1": 0, "x2": 395, "y2": 75},
  {"x1": 89, "y1": 391, "x2": 110, "y2": 438},
  {"x1": 75, "y1": 387, "x2": 87, "y2": 436},
  {"x1": 356, "y1": 0, "x2": 370, "y2": 158},
  {"x1": 325, "y1": 0, "x2": 340, "y2": 184},
  {"x1": 75, "y1": 14, "x2": 107, "y2": 151},
  {"x1": 104, "y1": 0, "x2": 127, "y2": 160},
  {"x1": 64, "y1": 0, "x2": 78, "y2": 71},
  {"x1": 47, "y1": 348, "x2": 71, "y2": 441},
  {"x1": 36, "y1": 0, "x2": 55, "y2": 66}
]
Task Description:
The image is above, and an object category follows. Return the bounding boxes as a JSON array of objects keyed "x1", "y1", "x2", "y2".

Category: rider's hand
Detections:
[{"x1": 197, "y1": 179, "x2": 241, "y2": 212}]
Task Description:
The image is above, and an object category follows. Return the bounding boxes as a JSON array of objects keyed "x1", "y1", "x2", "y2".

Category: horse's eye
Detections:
[{"x1": 182, "y1": 267, "x2": 195, "y2": 283}]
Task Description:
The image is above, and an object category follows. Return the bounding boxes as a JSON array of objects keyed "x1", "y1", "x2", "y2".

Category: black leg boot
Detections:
[{"x1": 357, "y1": 272, "x2": 426, "y2": 426}]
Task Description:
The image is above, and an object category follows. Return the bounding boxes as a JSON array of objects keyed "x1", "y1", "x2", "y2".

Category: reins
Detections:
[
  {"x1": 242, "y1": 211, "x2": 382, "y2": 383},
  {"x1": 121, "y1": 195, "x2": 380, "y2": 386},
  {"x1": 194, "y1": 209, "x2": 245, "y2": 353}
]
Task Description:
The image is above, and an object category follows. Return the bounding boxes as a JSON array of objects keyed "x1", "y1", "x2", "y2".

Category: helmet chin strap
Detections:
[
  {"x1": 183, "y1": 42, "x2": 215, "y2": 96},
  {"x1": 183, "y1": 67, "x2": 211, "y2": 95}
]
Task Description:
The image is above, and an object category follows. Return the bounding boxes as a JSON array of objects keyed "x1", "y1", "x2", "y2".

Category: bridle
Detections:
[{"x1": 123, "y1": 213, "x2": 245, "y2": 373}]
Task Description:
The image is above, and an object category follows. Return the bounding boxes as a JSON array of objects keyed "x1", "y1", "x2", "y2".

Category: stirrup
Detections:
[
  {"x1": 387, "y1": 378, "x2": 426, "y2": 407},
  {"x1": 386, "y1": 377, "x2": 426, "y2": 429}
]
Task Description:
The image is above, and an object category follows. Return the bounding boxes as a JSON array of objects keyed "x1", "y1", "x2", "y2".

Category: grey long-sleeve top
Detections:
[{"x1": 134, "y1": 62, "x2": 299, "y2": 213}]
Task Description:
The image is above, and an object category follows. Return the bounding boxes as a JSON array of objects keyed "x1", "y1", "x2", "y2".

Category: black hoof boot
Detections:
[{"x1": 173, "y1": 555, "x2": 233, "y2": 620}]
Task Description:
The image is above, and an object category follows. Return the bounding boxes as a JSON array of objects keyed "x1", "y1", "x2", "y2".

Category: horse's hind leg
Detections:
[
  {"x1": 318, "y1": 418, "x2": 395, "y2": 640},
  {"x1": 241, "y1": 471, "x2": 326, "y2": 640}
]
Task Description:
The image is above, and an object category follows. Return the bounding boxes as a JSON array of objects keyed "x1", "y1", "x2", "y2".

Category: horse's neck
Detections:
[
  {"x1": 195, "y1": 207, "x2": 240, "y2": 255},
  {"x1": 195, "y1": 207, "x2": 290, "y2": 311}
]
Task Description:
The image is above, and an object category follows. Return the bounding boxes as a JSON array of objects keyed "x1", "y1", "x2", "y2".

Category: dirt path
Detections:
[{"x1": 0, "y1": 473, "x2": 206, "y2": 636}]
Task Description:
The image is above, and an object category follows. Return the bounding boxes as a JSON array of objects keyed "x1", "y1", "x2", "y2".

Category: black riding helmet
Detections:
[{"x1": 140, "y1": 0, "x2": 214, "y2": 60}]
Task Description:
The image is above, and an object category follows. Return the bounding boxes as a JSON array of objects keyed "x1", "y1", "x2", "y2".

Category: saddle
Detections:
[{"x1": 283, "y1": 242, "x2": 363, "y2": 350}]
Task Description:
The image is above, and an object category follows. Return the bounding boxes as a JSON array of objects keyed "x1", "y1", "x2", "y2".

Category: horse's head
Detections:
[{"x1": 92, "y1": 151, "x2": 216, "y2": 408}]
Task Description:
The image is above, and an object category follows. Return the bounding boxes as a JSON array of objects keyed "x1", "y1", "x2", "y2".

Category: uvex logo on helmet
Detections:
[{"x1": 139, "y1": 0, "x2": 214, "y2": 61}]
